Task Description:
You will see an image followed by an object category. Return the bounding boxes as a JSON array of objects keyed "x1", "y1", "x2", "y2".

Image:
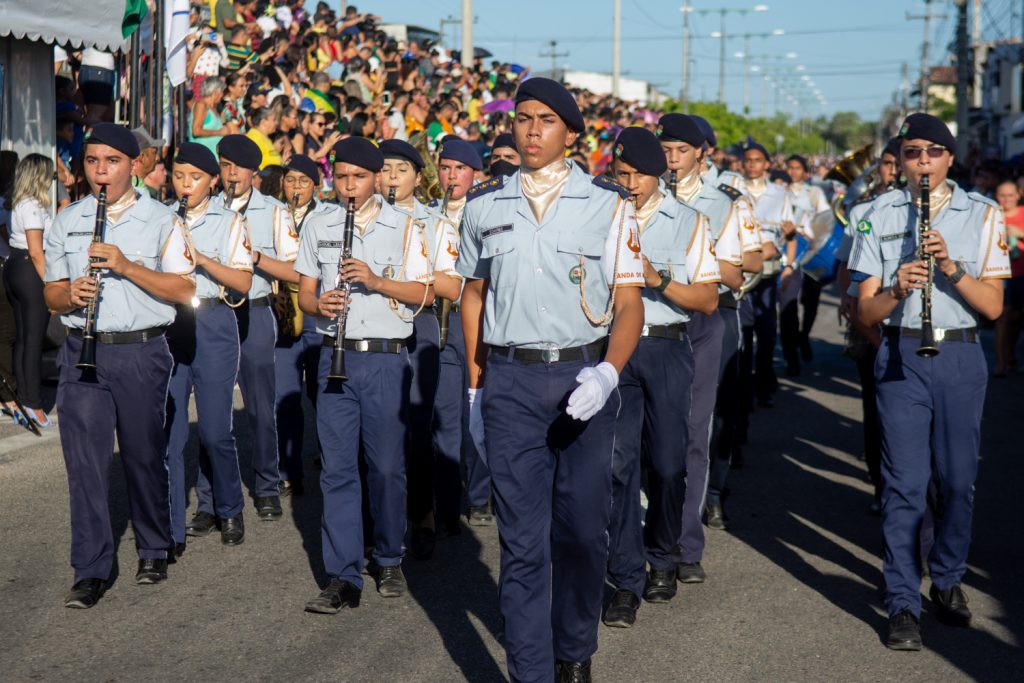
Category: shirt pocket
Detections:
[
  {"x1": 880, "y1": 237, "x2": 916, "y2": 284},
  {"x1": 647, "y1": 247, "x2": 688, "y2": 285},
  {"x1": 556, "y1": 230, "x2": 606, "y2": 293},
  {"x1": 481, "y1": 231, "x2": 517, "y2": 287},
  {"x1": 374, "y1": 252, "x2": 401, "y2": 281},
  {"x1": 64, "y1": 237, "x2": 91, "y2": 279}
]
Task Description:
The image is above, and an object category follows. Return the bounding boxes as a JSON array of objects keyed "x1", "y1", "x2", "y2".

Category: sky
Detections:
[{"x1": 348, "y1": 0, "x2": 1024, "y2": 121}]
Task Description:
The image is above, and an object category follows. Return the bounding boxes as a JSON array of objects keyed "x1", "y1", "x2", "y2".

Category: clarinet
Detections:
[
  {"x1": 386, "y1": 186, "x2": 397, "y2": 205},
  {"x1": 224, "y1": 181, "x2": 236, "y2": 208},
  {"x1": 75, "y1": 185, "x2": 109, "y2": 369},
  {"x1": 916, "y1": 175, "x2": 939, "y2": 357},
  {"x1": 328, "y1": 197, "x2": 357, "y2": 380},
  {"x1": 436, "y1": 185, "x2": 456, "y2": 350},
  {"x1": 669, "y1": 170, "x2": 678, "y2": 198}
]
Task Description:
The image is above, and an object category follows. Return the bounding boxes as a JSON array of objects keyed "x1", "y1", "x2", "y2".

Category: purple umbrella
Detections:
[{"x1": 481, "y1": 98, "x2": 515, "y2": 114}]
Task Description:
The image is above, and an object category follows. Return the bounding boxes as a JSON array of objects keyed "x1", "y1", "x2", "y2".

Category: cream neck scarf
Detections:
[
  {"x1": 911, "y1": 180, "x2": 952, "y2": 218},
  {"x1": 105, "y1": 188, "x2": 139, "y2": 224},
  {"x1": 184, "y1": 195, "x2": 212, "y2": 227},
  {"x1": 675, "y1": 168, "x2": 703, "y2": 204},
  {"x1": 745, "y1": 176, "x2": 768, "y2": 201},
  {"x1": 228, "y1": 188, "x2": 253, "y2": 213},
  {"x1": 395, "y1": 195, "x2": 416, "y2": 213},
  {"x1": 520, "y1": 158, "x2": 571, "y2": 223},
  {"x1": 354, "y1": 195, "x2": 382, "y2": 233},
  {"x1": 635, "y1": 191, "x2": 665, "y2": 232},
  {"x1": 445, "y1": 195, "x2": 467, "y2": 224}
]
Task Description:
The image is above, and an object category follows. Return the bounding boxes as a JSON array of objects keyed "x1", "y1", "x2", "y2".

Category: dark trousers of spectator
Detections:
[
  {"x1": 0, "y1": 259, "x2": 17, "y2": 391},
  {"x1": 3, "y1": 248, "x2": 50, "y2": 409}
]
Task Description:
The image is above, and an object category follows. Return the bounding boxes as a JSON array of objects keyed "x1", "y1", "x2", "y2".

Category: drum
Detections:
[{"x1": 800, "y1": 220, "x2": 845, "y2": 284}]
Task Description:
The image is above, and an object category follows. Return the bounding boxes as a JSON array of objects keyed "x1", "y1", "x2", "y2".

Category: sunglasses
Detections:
[{"x1": 902, "y1": 145, "x2": 946, "y2": 160}]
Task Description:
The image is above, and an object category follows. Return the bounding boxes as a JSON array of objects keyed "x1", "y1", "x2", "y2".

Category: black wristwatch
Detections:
[
  {"x1": 945, "y1": 260, "x2": 967, "y2": 285},
  {"x1": 655, "y1": 270, "x2": 672, "y2": 292}
]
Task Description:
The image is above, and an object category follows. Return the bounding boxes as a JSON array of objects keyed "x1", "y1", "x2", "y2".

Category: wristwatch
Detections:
[
  {"x1": 656, "y1": 270, "x2": 672, "y2": 292},
  {"x1": 945, "y1": 260, "x2": 967, "y2": 285}
]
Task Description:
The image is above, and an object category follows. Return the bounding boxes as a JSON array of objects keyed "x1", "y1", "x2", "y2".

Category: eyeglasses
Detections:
[
  {"x1": 313, "y1": 121, "x2": 325, "y2": 127},
  {"x1": 284, "y1": 177, "x2": 314, "y2": 188},
  {"x1": 902, "y1": 146, "x2": 946, "y2": 160}
]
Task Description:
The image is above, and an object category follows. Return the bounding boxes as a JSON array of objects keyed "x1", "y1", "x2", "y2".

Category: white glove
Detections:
[
  {"x1": 467, "y1": 387, "x2": 487, "y2": 458},
  {"x1": 565, "y1": 362, "x2": 619, "y2": 421}
]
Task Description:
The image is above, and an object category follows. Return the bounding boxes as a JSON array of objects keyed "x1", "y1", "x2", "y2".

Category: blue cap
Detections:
[
  {"x1": 329, "y1": 137, "x2": 384, "y2": 171},
  {"x1": 656, "y1": 114, "x2": 703, "y2": 147},
  {"x1": 285, "y1": 154, "x2": 321, "y2": 185},
  {"x1": 439, "y1": 138, "x2": 483, "y2": 171},
  {"x1": 174, "y1": 142, "x2": 220, "y2": 177},
  {"x1": 614, "y1": 127, "x2": 667, "y2": 177},
  {"x1": 897, "y1": 113, "x2": 956, "y2": 152},
  {"x1": 688, "y1": 115, "x2": 717, "y2": 147},
  {"x1": 515, "y1": 77, "x2": 585, "y2": 133},
  {"x1": 741, "y1": 137, "x2": 770, "y2": 160},
  {"x1": 491, "y1": 132, "x2": 516, "y2": 152},
  {"x1": 84, "y1": 123, "x2": 140, "y2": 158},
  {"x1": 218, "y1": 134, "x2": 263, "y2": 170},
  {"x1": 379, "y1": 139, "x2": 424, "y2": 170}
]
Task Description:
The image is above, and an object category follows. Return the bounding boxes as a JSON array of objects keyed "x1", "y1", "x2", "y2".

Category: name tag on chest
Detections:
[
  {"x1": 482, "y1": 224, "x2": 513, "y2": 239},
  {"x1": 318, "y1": 240, "x2": 342, "y2": 249},
  {"x1": 880, "y1": 231, "x2": 912, "y2": 243}
]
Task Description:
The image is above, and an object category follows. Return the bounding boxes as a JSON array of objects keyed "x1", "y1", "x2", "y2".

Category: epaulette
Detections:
[
  {"x1": 466, "y1": 175, "x2": 504, "y2": 202},
  {"x1": 592, "y1": 174, "x2": 631, "y2": 199},
  {"x1": 966, "y1": 191, "x2": 999, "y2": 209},
  {"x1": 426, "y1": 198, "x2": 439, "y2": 208},
  {"x1": 716, "y1": 183, "x2": 742, "y2": 202}
]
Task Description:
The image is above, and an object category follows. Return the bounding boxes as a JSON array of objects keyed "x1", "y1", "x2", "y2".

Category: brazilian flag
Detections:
[{"x1": 122, "y1": 0, "x2": 149, "y2": 38}]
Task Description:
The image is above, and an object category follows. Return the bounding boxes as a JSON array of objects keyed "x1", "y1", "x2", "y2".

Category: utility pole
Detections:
[
  {"x1": 439, "y1": 15, "x2": 460, "y2": 49},
  {"x1": 906, "y1": 0, "x2": 948, "y2": 112},
  {"x1": 718, "y1": 10, "x2": 727, "y2": 104},
  {"x1": 971, "y1": 0, "x2": 983, "y2": 108},
  {"x1": 954, "y1": 0, "x2": 969, "y2": 158},
  {"x1": 612, "y1": 0, "x2": 621, "y2": 97},
  {"x1": 540, "y1": 40, "x2": 569, "y2": 81},
  {"x1": 681, "y1": 0, "x2": 690, "y2": 111},
  {"x1": 461, "y1": 0, "x2": 473, "y2": 69},
  {"x1": 743, "y1": 35, "x2": 751, "y2": 113}
]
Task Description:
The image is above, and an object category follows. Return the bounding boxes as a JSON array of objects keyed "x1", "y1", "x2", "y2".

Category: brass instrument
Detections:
[
  {"x1": 411, "y1": 131, "x2": 444, "y2": 204},
  {"x1": 435, "y1": 185, "x2": 456, "y2": 349},
  {"x1": 825, "y1": 144, "x2": 874, "y2": 186},
  {"x1": 328, "y1": 198, "x2": 357, "y2": 380},
  {"x1": 277, "y1": 192, "x2": 304, "y2": 338},
  {"x1": 735, "y1": 270, "x2": 763, "y2": 300},
  {"x1": 916, "y1": 175, "x2": 939, "y2": 357},
  {"x1": 76, "y1": 185, "x2": 108, "y2": 370}
]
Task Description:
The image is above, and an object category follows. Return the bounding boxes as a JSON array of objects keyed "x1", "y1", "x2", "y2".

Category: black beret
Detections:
[
  {"x1": 174, "y1": 142, "x2": 220, "y2": 177},
  {"x1": 489, "y1": 159, "x2": 518, "y2": 179},
  {"x1": 614, "y1": 127, "x2": 667, "y2": 177},
  {"x1": 84, "y1": 123, "x2": 140, "y2": 158},
  {"x1": 688, "y1": 115, "x2": 717, "y2": 147},
  {"x1": 285, "y1": 154, "x2": 321, "y2": 185},
  {"x1": 491, "y1": 132, "x2": 516, "y2": 152},
  {"x1": 656, "y1": 114, "x2": 703, "y2": 146},
  {"x1": 883, "y1": 136, "x2": 901, "y2": 158},
  {"x1": 329, "y1": 137, "x2": 384, "y2": 171},
  {"x1": 439, "y1": 138, "x2": 483, "y2": 171},
  {"x1": 769, "y1": 169, "x2": 792, "y2": 184},
  {"x1": 897, "y1": 113, "x2": 956, "y2": 152},
  {"x1": 217, "y1": 134, "x2": 263, "y2": 170},
  {"x1": 379, "y1": 139, "x2": 424, "y2": 170},
  {"x1": 515, "y1": 77, "x2": 585, "y2": 133},
  {"x1": 785, "y1": 154, "x2": 808, "y2": 171},
  {"x1": 741, "y1": 137, "x2": 770, "y2": 160}
]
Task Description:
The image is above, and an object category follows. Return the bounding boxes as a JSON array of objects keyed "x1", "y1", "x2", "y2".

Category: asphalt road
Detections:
[{"x1": 1, "y1": 291, "x2": 1022, "y2": 682}]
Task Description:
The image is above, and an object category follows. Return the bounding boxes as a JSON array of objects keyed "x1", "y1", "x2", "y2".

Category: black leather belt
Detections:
[
  {"x1": 321, "y1": 336, "x2": 407, "y2": 353},
  {"x1": 194, "y1": 298, "x2": 225, "y2": 309},
  {"x1": 249, "y1": 296, "x2": 271, "y2": 307},
  {"x1": 884, "y1": 326, "x2": 978, "y2": 343},
  {"x1": 641, "y1": 323, "x2": 687, "y2": 340},
  {"x1": 68, "y1": 327, "x2": 166, "y2": 344},
  {"x1": 488, "y1": 339, "x2": 607, "y2": 364},
  {"x1": 433, "y1": 301, "x2": 460, "y2": 313},
  {"x1": 718, "y1": 291, "x2": 739, "y2": 309}
]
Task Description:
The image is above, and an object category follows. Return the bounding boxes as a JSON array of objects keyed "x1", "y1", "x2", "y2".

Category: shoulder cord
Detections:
[
  {"x1": 388, "y1": 215, "x2": 442, "y2": 321},
  {"x1": 579, "y1": 195, "x2": 631, "y2": 327}
]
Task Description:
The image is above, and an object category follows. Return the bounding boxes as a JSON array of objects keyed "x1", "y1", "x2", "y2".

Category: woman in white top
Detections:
[{"x1": 3, "y1": 154, "x2": 54, "y2": 427}]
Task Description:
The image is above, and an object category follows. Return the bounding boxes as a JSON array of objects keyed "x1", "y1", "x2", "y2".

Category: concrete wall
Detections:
[{"x1": 0, "y1": 37, "x2": 55, "y2": 161}]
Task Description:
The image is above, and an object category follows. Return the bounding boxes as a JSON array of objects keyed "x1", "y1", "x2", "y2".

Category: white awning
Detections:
[{"x1": 0, "y1": 0, "x2": 130, "y2": 52}]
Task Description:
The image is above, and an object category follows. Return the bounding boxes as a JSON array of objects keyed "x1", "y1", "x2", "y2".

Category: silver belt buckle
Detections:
[
  {"x1": 354, "y1": 339, "x2": 370, "y2": 352},
  {"x1": 541, "y1": 344, "x2": 560, "y2": 363},
  {"x1": 641, "y1": 325, "x2": 650, "y2": 337}
]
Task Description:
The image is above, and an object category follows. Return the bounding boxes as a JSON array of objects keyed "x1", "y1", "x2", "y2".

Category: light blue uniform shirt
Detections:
[
  {"x1": 456, "y1": 164, "x2": 645, "y2": 349},
  {"x1": 171, "y1": 199, "x2": 253, "y2": 299},
  {"x1": 44, "y1": 190, "x2": 195, "y2": 332},
  {"x1": 212, "y1": 189, "x2": 298, "y2": 299},
  {"x1": 294, "y1": 197, "x2": 433, "y2": 340},
  {"x1": 848, "y1": 182, "x2": 1011, "y2": 329}
]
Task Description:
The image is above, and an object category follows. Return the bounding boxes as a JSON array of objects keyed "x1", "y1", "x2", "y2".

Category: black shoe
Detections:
[
  {"x1": 467, "y1": 505, "x2": 494, "y2": 526},
  {"x1": 279, "y1": 480, "x2": 304, "y2": 497},
  {"x1": 135, "y1": 558, "x2": 168, "y2": 585},
  {"x1": 730, "y1": 445, "x2": 745, "y2": 470},
  {"x1": 304, "y1": 578, "x2": 361, "y2": 614},
  {"x1": 602, "y1": 589, "x2": 639, "y2": 628},
  {"x1": 929, "y1": 584, "x2": 972, "y2": 627},
  {"x1": 677, "y1": 562, "x2": 706, "y2": 583},
  {"x1": 376, "y1": 565, "x2": 407, "y2": 598},
  {"x1": 167, "y1": 542, "x2": 186, "y2": 564},
  {"x1": 436, "y1": 520, "x2": 462, "y2": 540},
  {"x1": 886, "y1": 610, "x2": 922, "y2": 650},
  {"x1": 185, "y1": 511, "x2": 217, "y2": 537},
  {"x1": 254, "y1": 495, "x2": 283, "y2": 520},
  {"x1": 555, "y1": 659, "x2": 592, "y2": 683},
  {"x1": 220, "y1": 514, "x2": 245, "y2": 546},
  {"x1": 704, "y1": 503, "x2": 728, "y2": 531},
  {"x1": 64, "y1": 578, "x2": 107, "y2": 608},
  {"x1": 800, "y1": 337, "x2": 813, "y2": 362},
  {"x1": 409, "y1": 526, "x2": 436, "y2": 560},
  {"x1": 643, "y1": 568, "x2": 677, "y2": 603}
]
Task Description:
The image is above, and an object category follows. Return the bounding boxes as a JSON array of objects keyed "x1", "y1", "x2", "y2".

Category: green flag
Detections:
[{"x1": 122, "y1": 0, "x2": 149, "y2": 38}]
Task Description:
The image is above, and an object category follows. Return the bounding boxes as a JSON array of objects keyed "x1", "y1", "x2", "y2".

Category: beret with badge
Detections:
[
  {"x1": 614, "y1": 127, "x2": 668, "y2": 177},
  {"x1": 439, "y1": 138, "x2": 483, "y2": 171},
  {"x1": 656, "y1": 113, "x2": 704, "y2": 147},
  {"x1": 218, "y1": 134, "x2": 263, "y2": 170},
  {"x1": 329, "y1": 137, "x2": 384, "y2": 172},
  {"x1": 285, "y1": 154, "x2": 321, "y2": 185},
  {"x1": 379, "y1": 139, "x2": 424, "y2": 171},
  {"x1": 174, "y1": 142, "x2": 221, "y2": 177},
  {"x1": 84, "y1": 123, "x2": 140, "y2": 158},
  {"x1": 897, "y1": 112, "x2": 956, "y2": 152},
  {"x1": 515, "y1": 77, "x2": 585, "y2": 133}
]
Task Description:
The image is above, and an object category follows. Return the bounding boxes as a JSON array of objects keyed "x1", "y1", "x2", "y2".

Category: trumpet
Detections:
[
  {"x1": 75, "y1": 184, "x2": 108, "y2": 370},
  {"x1": 436, "y1": 185, "x2": 456, "y2": 349},
  {"x1": 328, "y1": 198, "x2": 357, "y2": 380},
  {"x1": 277, "y1": 192, "x2": 303, "y2": 338},
  {"x1": 916, "y1": 175, "x2": 939, "y2": 357}
]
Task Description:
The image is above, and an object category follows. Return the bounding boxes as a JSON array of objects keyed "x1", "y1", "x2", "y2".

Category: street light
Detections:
[{"x1": 686, "y1": 4, "x2": 770, "y2": 104}]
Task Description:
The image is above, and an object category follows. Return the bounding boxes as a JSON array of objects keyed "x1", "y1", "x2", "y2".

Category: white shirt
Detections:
[{"x1": 9, "y1": 198, "x2": 53, "y2": 251}]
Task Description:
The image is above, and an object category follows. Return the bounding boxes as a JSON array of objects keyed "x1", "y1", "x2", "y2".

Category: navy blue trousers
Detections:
[
  {"x1": 407, "y1": 313, "x2": 440, "y2": 524},
  {"x1": 166, "y1": 304, "x2": 244, "y2": 544},
  {"x1": 317, "y1": 345, "x2": 411, "y2": 588},
  {"x1": 678, "y1": 312, "x2": 724, "y2": 563},
  {"x1": 875, "y1": 334, "x2": 986, "y2": 617},
  {"x1": 275, "y1": 316, "x2": 320, "y2": 485},
  {"x1": 57, "y1": 334, "x2": 173, "y2": 581},
  {"x1": 708, "y1": 305, "x2": 742, "y2": 507},
  {"x1": 483, "y1": 352, "x2": 619, "y2": 682},
  {"x1": 608, "y1": 336, "x2": 694, "y2": 598}
]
